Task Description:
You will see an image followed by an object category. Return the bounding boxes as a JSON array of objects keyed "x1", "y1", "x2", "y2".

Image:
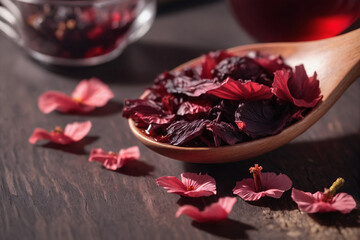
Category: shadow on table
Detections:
[
  {"x1": 309, "y1": 209, "x2": 360, "y2": 228},
  {"x1": 53, "y1": 100, "x2": 123, "y2": 117},
  {"x1": 183, "y1": 134, "x2": 360, "y2": 211},
  {"x1": 177, "y1": 195, "x2": 218, "y2": 209},
  {"x1": 246, "y1": 191, "x2": 297, "y2": 211},
  {"x1": 115, "y1": 160, "x2": 154, "y2": 177},
  {"x1": 41, "y1": 136, "x2": 99, "y2": 155},
  {"x1": 192, "y1": 219, "x2": 255, "y2": 239},
  {"x1": 39, "y1": 41, "x2": 210, "y2": 85}
]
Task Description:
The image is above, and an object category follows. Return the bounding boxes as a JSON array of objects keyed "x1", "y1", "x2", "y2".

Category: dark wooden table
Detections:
[{"x1": 1, "y1": 1, "x2": 359, "y2": 239}]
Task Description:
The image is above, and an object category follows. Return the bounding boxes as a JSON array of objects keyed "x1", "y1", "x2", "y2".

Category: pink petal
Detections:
[
  {"x1": 64, "y1": 121, "x2": 92, "y2": 141},
  {"x1": 291, "y1": 188, "x2": 356, "y2": 214},
  {"x1": 233, "y1": 178, "x2": 265, "y2": 201},
  {"x1": 89, "y1": 148, "x2": 119, "y2": 170},
  {"x1": 233, "y1": 172, "x2": 292, "y2": 201},
  {"x1": 38, "y1": 91, "x2": 78, "y2": 114},
  {"x1": 71, "y1": 78, "x2": 114, "y2": 107},
  {"x1": 156, "y1": 176, "x2": 187, "y2": 194},
  {"x1": 180, "y1": 173, "x2": 217, "y2": 197},
  {"x1": 207, "y1": 78, "x2": 273, "y2": 101},
  {"x1": 218, "y1": 197, "x2": 238, "y2": 214},
  {"x1": 176, "y1": 197, "x2": 236, "y2": 222},
  {"x1": 28, "y1": 128, "x2": 73, "y2": 145},
  {"x1": 116, "y1": 146, "x2": 141, "y2": 168},
  {"x1": 156, "y1": 173, "x2": 217, "y2": 197},
  {"x1": 88, "y1": 148, "x2": 110, "y2": 162},
  {"x1": 331, "y1": 193, "x2": 357, "y2": 214},
  {"x1": 89, "y1": 146, "x2": 140, "y2": 170},
  {"x1": 262, "y1": 172, "x2": 293, "y2": 198},
  {"x1": 291, "y1": 189, "x2": 325, "y2": 213}
]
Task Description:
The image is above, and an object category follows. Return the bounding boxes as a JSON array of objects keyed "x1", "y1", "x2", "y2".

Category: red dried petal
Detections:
[
  {"x1": 272, "y1": 65, "x2": 322, "y2": 108},
  {"x1": 207, "y1": 77, "x2": 273, "y2": 101}
]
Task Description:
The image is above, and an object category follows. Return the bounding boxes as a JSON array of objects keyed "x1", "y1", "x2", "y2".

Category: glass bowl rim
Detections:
[{"x1": 14, "y1": 0, "x2": 136, "y2": 6}]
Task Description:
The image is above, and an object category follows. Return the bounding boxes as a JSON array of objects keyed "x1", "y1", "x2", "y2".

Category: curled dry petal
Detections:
[
  {"x1": 38, "y1": 78, "x2": 114, "y2": 114},
  {"x1": 29, "y1": 121, "x2": 92, "y2": 145},
  {"x1": 233, "y1": 172, "x2": 292, "y2": 201},
  {"x1": 176, "y1": 197, "x2": 237, "y2": 222},
  {"x1": 272, "y1": 65, "x2": 322, "y2": 108},
  {"x1": 253, "y1": 53, "x2": 291, "y2": 74},
  {"x1": 89, "y1": 146, "x2": 140, "y2": 170},
  {"x1": 156, "y1": 172, "x2": 217, "y2": 197},
  {"x1": 291, "y1": 188, "x2": 356, "y2": 214}
]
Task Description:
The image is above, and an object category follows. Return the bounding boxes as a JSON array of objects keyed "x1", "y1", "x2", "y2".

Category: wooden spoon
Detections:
[{"x1": 129, "y1": 29, "x2": 360, "y2": 163}]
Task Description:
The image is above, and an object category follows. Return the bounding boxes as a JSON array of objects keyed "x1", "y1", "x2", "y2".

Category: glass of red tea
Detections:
[
  {"x1": 227, "y1": 0, "x2": 360, "y2": 42},
  {"x1": 0, "y1": 0, "x2": 156, "y2": 66}
]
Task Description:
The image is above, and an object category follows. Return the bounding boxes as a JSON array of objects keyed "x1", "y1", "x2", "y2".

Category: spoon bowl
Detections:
[{"x1": 129, "y1": 29, "x2": 360, "y2": 163}]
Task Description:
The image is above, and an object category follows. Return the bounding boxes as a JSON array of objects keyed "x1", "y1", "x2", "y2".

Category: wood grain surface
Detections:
[{"x1": 1, "y1": 1, "x2": 359, "y2": 240}]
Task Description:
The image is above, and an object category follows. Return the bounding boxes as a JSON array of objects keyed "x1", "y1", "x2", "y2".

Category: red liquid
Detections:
[
  {"x1": 228, "y1": 0, "x2": 360, "y2": 42},
  {"x1": 19, "y1": 2, "x2": 138, "y2": 59}
]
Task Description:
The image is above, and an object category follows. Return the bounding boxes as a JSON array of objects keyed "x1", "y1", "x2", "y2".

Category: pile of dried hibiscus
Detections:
[{"x1": 122, "y1": 51, "x2": 322, "y2": 147}]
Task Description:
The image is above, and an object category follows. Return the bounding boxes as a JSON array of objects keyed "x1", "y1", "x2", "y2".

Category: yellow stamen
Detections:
[
  {"x1": 108, "y1": 151, "x2": 116, "y2": 155},
  {"x1": 329, "y1": 178, "x2": 344, "y2": 196},
  {"x1": 323, "y1": 178, "x2": 345, "y2": 201},
  {"x1": 53, "y1": 126, "x2": 63, "y2": 134},
  {"x1": 187, "y1": 186, "x2": 195, "y2": 191},
  {"x1": 250, "y1": 164, "x2": 263, "y2": 192},
  {"x1": 73, "y1": 97, "x2": 83, "y2": 104},
  {"x1": 66, "y1": 19, "x2": 76, "y2": 29}
]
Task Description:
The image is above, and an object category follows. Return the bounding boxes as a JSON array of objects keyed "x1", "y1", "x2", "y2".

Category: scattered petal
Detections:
[
  {"x1": 291, "y1": 184, "x2": 356, "y2": 214},
  {"x1": 38, "y1": 78, "x2": 114, "y2": 114},
  {"x1": 156, "y1": 172, "x2": 217, "y2": 197},
  {"x1": 176, "y1": 197, "x2": 237, "y2": 222},
  {"x1": 233, "y1": 166, "x2": 292, "y2": 201},
  {"x1": 71, "y1": 78, "x2": 114, "y2": 107},
  {"x1": 89, "y1": 146, "x2": 140, "y2": 170},
  {"x1": 29, "y1": 121, "x2": 92, "y2": 145}
]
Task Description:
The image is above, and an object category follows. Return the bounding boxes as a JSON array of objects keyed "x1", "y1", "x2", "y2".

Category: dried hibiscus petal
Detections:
[
  {"x1": 165, "y1": 76, "x2": 218, "y2": 97},
  {"x1": 122, "y1": 50, "x2": 322, "y2": 148},
  {"x1": 235, "y1": 100, "x2": 293, "y2": 138},
  {"x1": 201, "y1": 50, "x2": 235, "y2": 79},
  {"x1": 252, "y1": 52, "x2": 291, "y2": 74},
  {"x1": 272, "y1": 65, "x2": 322, "y2": 108},
  {"x1": 207, "y1": 77, "x2": 273, "y2": 101},
  {"x1": 214, "y1": 56, "x2": 264, "y2": 82},
  {"x1": 167, "y1": 119, "x2": 210, "y2": 146},
  {"x1": 206, "y1": 121, "x2": 244, "y2": 146},
  {"x1": 177, "y1": 101, "x2": 212, "y2": 118}
]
